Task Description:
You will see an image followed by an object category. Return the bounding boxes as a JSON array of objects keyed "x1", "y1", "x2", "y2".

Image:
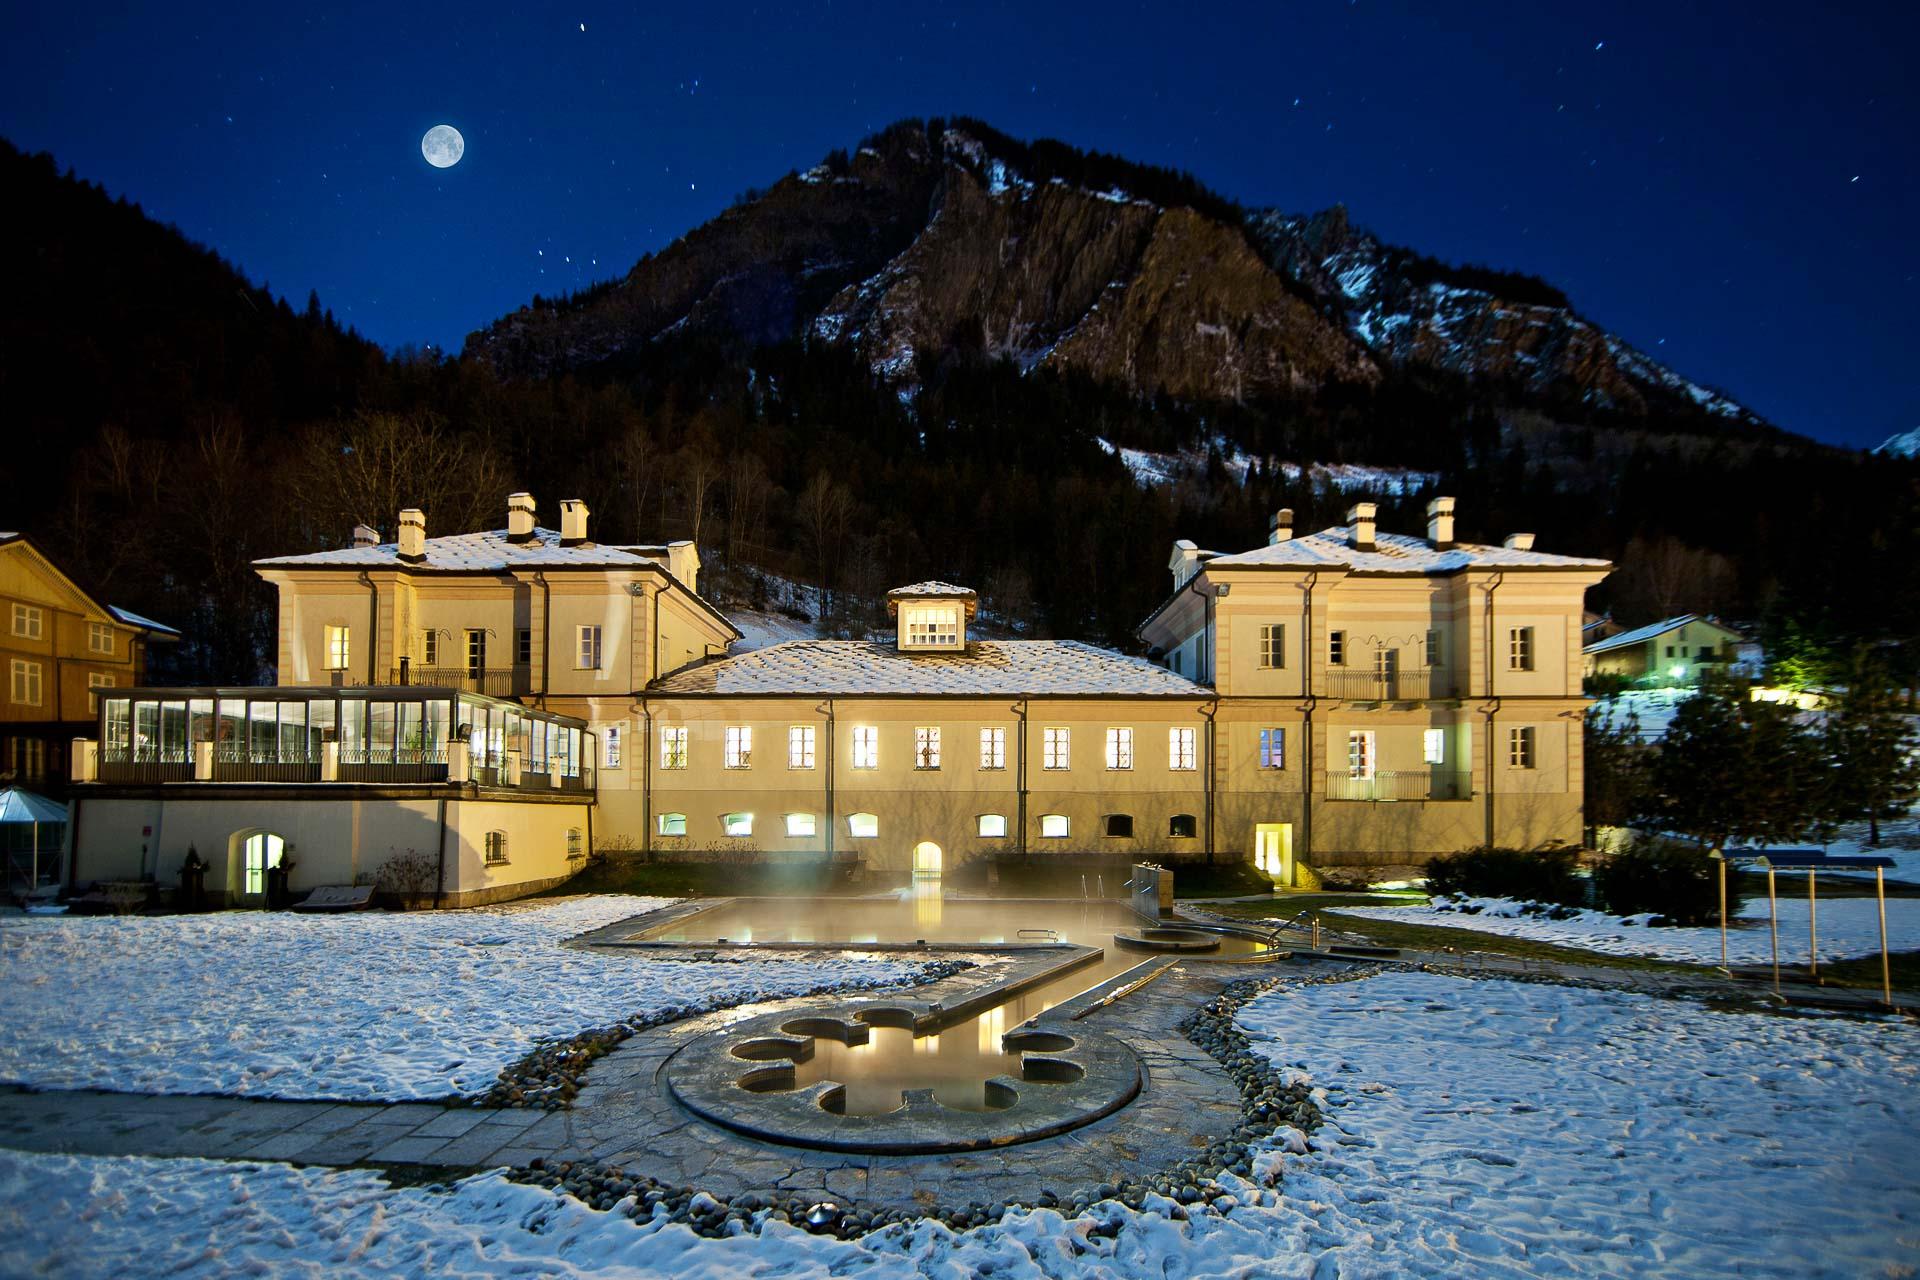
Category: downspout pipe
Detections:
[
  {"x1": 534, "y1": 572, "x2": 552, "y2": 709},
  {"x1": 636, "y1": 698, "x2": 653, "y2": 860},
  {"x1": 1481, "y1": 572, "x2": 1505, "y2": 847},
  {"x1": 358, "y1": 571, "x2": 379, "y2": 684},
  {"x1": 1299, "y1": 572, "x2": 1319, "y2": 868},
  {"x1": 1015, "y1": 700, "x2": 1030, "y2": 860},
  {"x1": 1202, "y1": 698, "x2": 1219, "y2": 865},
  {"x1": 434, "y1": 795, "x2": 449, "y2": 907},
  {"x1": 820, "y1": 699, "x2": 836, "y2": 863}
]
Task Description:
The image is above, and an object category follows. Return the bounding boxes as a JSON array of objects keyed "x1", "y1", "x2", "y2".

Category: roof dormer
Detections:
[{"x1": 887, "y1": 581, "x2": 976, "y2": 652}]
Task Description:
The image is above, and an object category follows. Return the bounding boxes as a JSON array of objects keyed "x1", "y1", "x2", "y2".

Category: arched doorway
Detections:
[
  {"x1": 912, "y1": 840, "x2": 942, "y2": 877},
  {"x1": 228, "y1": 829, "x2": 285, "y2": 906}
]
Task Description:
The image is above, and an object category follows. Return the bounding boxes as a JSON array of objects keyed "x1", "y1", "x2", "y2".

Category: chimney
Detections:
[
  {"x1": 397, "y1": 508, "x2": 426, "y2": 562},
  {"x1": 667, "y1": 539, "x2": 700, "y2": 593},
  {"x1": 506, "y1": 492, "x2": 537, "y2": 542},
  {"x1": 351, "y1": 523, "x2": 380, "y2": 549},
  {"x1": 1169, "y1": 539, "x2": 1201, "y2": 588},
  {"x1": 1426, "y1": 496, "x2": 1456, "y2": 549},
  {"x1": 1504, "y1": 532, "x2": 1536, "y2": 551},
  {"x1": 559, "y1": 499, "x2": 590, "y2": 546},
  {"x1": 1267, "y1": 508, "x2": 1294, "y2": 546},
  {"x1": 1347, "y1": 502, "x2": 1377, "y2": 552}
]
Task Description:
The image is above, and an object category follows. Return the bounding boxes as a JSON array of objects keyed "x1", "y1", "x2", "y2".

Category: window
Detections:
[
  {"x1": 902, "y1": 604, "x2": 960, "y2": 648},
  {"x1": 324, "y1": 625, "x2": 351, "y2": 670},
  {"x1": 1103, "y1": 814, "x2": 1135, "y2": 838},
  {"x1": 88, "y1": 622, "x2": 114, "y2": 655},
  {"x1": 1374, "y1": 647, "x2": 1398, "y2": 681},
  {"x1": 8, "y1": 738, "x2": 47, "y2": 781},
  {"x1": 1171, "y1": 650, "x2": 1183, "y2": 675},
  {"x1": 724, "y1": 726, "x2": 752, "y2": 768},
  {"x1": 566, "y1": 828, "x2": 584, "y2": 859},
  {"x1": 915, "y1": 726, "x2": 942, "y2": 769},
  {"x1": 10, "y1": 660, "x2": 42, "y2": 707},
  {"x1": 1424, "y1": 629, "x2": 1441, "y2": 668},
  {"x1": 658, "y1": 812, "x2": 687, "y2": 837},
  {"x1": 1258, "y1": 623, "x2": 1286, "y2": 669},
  {"x1": 977, "y1": 814, "x2": 1008, "y2": 838},
  {"x1": 603, "y1": 724, "x2": 623, "y2": 768},
  {"x1": 516, "y1": 629, "x2": 532, "y2": 665},
  {"x1": 1169, "y1": 813, "x2": 1197, "y2": 839},
  {"x1": 1328, "y1": 630, "x2": 1346, "y2": 666},
  {"x1": 1509, "y1": 726, "x2": 1537, "y2": 769},
  {"x1": 1169, "y1": 726, "x2": 1197, "y2": 771},
  {"x1": 785, "y1": 813, "x2": 817, "y2": 838},
  {"x1": 421, "y1": 629, "x2": 438, "y2": 665},
  {"x1": 484, "y1": 831, "x2": 509, "y2": 865},
  {"x1": 88, "y1": 672, "x2": 114, "y2": 713},
  {"x1": 1105, "y1": 727, "x2": 1134, "y2": 770},
  {"x1": 660, "y1": 725, "x2": 688, "y2": 769},
  {"x1": 576, "y1": 625, "x2": 602, "y2": 670},
  {"x1": 1258, "y1": 727, "x2": 1285, "y2": 770},
  {"x1": 723, "y1": 812, "x2": 755, "y2": 837},
  {"x1": 1509, "y1": 627, "x2": 1534, "y2": 672},
  {"x1": 1346, "y1": 730, "x2": 1376, "y2": 779},
  {"x1": 851, "y1": 726, "x2": 878, "y2": 769},
  {"x1": 847, "y1": 812, "x2": 879, "y2": 838},
  {"x1": 979, "y1": 726, "x2": 1006, "y2": 770},
  {"x1": 1665, "y1": 645, "x2": 1675, "y2": 658},
  {"x1": 11, "y1": 604, "x2": 42, "y2": 639},
  {"x1": 1423, "y1": 728, "x2": 1446, "y2": 765},
  {"x1": 788, "y1": 725, "x2": 816, "y2": 769},
  {"x1": 1042, "y1": 727, "x2": 1071, "y2": 770},
  {"x1": 465, "y1": 628, "x2": 487, "y2": 675},
  {"x1": 1039, "y1": 814, "x2": 1070, "y2": 839}
]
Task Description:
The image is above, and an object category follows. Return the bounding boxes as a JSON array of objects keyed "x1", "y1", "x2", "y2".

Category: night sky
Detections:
[{"x1": 2, "y1": 2, "x2": 1910, "y2": 450}]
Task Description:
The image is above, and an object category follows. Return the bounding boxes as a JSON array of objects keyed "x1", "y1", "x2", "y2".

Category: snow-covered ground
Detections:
[
  {"x1": 725, "y1": 607, "x2": 817, "y2": 653},
  {"x1": 1332, "y1": 892, "x2": 1918, "y2": 964},
  {"x1": 5, "y1": 972, "x2": 1912, "y2": 1279},
  {"x1": 1589, "y1": 687, "x2": 1695, "y2": 742},
  {"x1": 0, "y1": 898, "x2": 922, "y2": 1101},
  {"x1": 1807, "y1": 814, "x2": 1920, "y2": 883}
]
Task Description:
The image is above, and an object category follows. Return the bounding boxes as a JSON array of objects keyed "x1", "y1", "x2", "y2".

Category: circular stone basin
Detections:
[{"x1": 1113, "y1": 927, "x2": 1222, "y2": 953}]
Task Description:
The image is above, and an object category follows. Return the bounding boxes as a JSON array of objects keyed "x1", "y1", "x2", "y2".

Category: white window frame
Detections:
[
  {"x1": 1258, "y1": 727, "x2": 1284, "y2": 770},
  {"x1": 323, "y1": 625, "x2": 351, "y2": 671},
  {"x1": 722, "y1": 812, "x2": 755, "y2": 837},
  {"x1": 915, "y1": 726, "x2": 942, "y2": 770},
  {"x1": 724, "y1": 725, "x2": 753, "y2": 769},
  {"x1": 657, "y1": 812, "x2": 687, "y2": 836},
  {"x1": 788, "y1": 725, "x2": 816, "y2": 770},
  {"x1": 1258, "y1": 623, "x2": 1285, "y2": 669},
  {"x1": 87, "y1": 622, "x2": 114, "y2": 655},
  {"x1": 660, "y1": 725, "x2": 689, "y2": 770},
  {"x1": 1169, "y1": 726, "x2": 1197, "y2": 771},
  {"x1": 979, "y1": 726, "x2": 1006, "y2": 770},
  {"x1": 1509, "y1": 725, "x2": 1537, "y2": 769},
  {"x1": 785, "y1": 812, "x2": 817, "y2": 838},
  {"x1": 1039, "y1": 814, "x2": 1070, "y2": 839},
  {"x1": 977, "y1": 814, "x2": 1008, "y2": 838},
  {"x1": 10, "y1": 660, "x2": 42, "y2": 707},
  {"x1": 88, "y1": 671, "x2": 115, "y2": 714},
  {"x1": 421, "y1": 629, "x2": 438, "y2": 665},
  {"x1": 851, "y1": 726, "x2": 879, "y2": 770},
  {"x1": 902, "y1": 604, "x2": 960, "y2": 648},
  {"x1": 847, "y1": 812, "x2": 879, "y2": 838},
  {"x1": 1042, "y1": 727, "x2": 1071, "y2": 771},
  {"x1": 1347, "y1": 730, "x2": 1377, "y2": 780},
  {"x1": 603, "y1": 723, "x2": 623, "y2": 769},
  {"x1": 11, "y1": 604, "x2": 43, "y2": 640},
  {"x1": 576, "y1": 624, "x2": 602, "y2": 670},
  {"x1": 1105, "y1": 727, "x2": 1134, "y2": 771},
  {"x1": 1423, "y1": 728, "x2": 1446, "y2": 766},
  {"x1": 1509, "y1": 626, "x2": 1534, "y2": 672}
]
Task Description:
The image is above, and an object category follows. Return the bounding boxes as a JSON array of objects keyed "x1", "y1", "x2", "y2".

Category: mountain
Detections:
[
  {"x1": 1874, "y1": 427, "x2": 1920, "y2": 458},
  {"x1": 466, "y1": 118, "x2": 1763, "y2": 435}
]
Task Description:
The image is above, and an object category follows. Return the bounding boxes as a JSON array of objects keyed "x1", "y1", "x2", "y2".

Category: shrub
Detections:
[
  {"x1": 1424, "y1": 845, "x2": 1582, "y2": 907},
  {"x1": 1594, "y1": 838, "x2": 1738, "y2": 926},
  {"x1": 374, "y1": 847, "x2": 439, "y2": 905}
]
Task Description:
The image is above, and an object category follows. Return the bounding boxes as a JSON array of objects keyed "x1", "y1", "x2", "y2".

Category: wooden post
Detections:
[
  {"x1": 1717, "y1": 853, "x2": 1728, "y2": 973},
  {"x1": 1807, "y1": 867, "x2": 1819, "y2": 980},
  {"x1": 1877, "y1": 867, "x2": 1892, "y2": 1009},
  {"x1": 1767, "y1": 865, "x2": 1780, "y2": 997}
]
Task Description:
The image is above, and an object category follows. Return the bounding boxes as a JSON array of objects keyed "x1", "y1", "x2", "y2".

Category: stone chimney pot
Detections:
[
  {"x1": 559, "y1": 499, "x2": 590, "y2": 546},
  {"x1": 1426, "y1": 496, "x2": 1456, "y2": 549},
  {"x1": 397, "y1": 508, "x2": 426, "y2": 561},
  {"x1": 351, "y1": 524, "x2": 380, "y2": 549},
  {"x1": 507, "y1": 492, "x2": 537, "y2": 542},
  {"x1": 1504, "y1": 532, "x2": 1536, "y2": 551},
  {"x1": 1347, "y1": 502, "x2": 1377, "y2": 552},
  {"x1": 1267, "y1": 508, "x2": 1294, "y2": 546}
]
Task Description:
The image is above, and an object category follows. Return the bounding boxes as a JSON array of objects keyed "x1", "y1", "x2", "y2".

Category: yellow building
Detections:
[
  {"x1": 1581, "y1": 614, "x2": 1745, "y2": 684},
  {"x1": 0, "y1": 532, "x2": 177, "y2": 792}
]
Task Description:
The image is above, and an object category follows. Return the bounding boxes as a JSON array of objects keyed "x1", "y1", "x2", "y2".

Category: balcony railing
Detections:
[
  {"x1": 1322, "y1": 769, "x2": 1473, "y2": 802},
  {"x1": 387, "y1": 666, "x2": 529, "y2": 697},
  {"x1": 1322, "y1": 670, "x2": 1453, "y2": 701},
  {"x1": 338, "y1": 745, "x2": 451, "y2": 783},
  {"x1": 96, "y1": 753, "x2": 193, "y2": 784}
]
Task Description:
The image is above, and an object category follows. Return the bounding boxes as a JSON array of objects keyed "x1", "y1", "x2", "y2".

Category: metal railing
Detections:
[
  {"x1": 96, "y1": 755, "x2": 193, "y2": 783},
  {"x1": 338, "y1": 745, "x2": 451, "y2": 783},
  {"x1": 386, "y1": 666, "x2": 529, "y2": 697},
  {"x1": 1321, "y1": 669, "x2": 1453, "y2": 701},
  {"x1": 1322, "y1": 769, "x2": 1472, "y2": 801}
]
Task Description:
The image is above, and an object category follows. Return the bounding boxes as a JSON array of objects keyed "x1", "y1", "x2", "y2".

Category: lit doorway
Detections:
[
  {"x1": 1253, "y1": 823, "x2": 1294, "y2": 886},
  {"x1": 235, "y1": 830, "x2": 285, "y2": 904},
  {"x1": 912, "y1": 840, "x2": 942, "y2": 877}
]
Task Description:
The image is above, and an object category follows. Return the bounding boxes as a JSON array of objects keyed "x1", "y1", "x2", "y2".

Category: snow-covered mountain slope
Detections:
[{"x1": 1874, "y1": 426, "x2": 1920, "y2": 457}]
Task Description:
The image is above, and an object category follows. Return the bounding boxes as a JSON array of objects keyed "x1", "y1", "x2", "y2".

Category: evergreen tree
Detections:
[
  {"x1": 1645, "y1": 676, "x2": 1830, "y2": 849},
  {"x1": 1583, "y1": 703, "x2": 1647, "y2": 846},
  {"x1": 1826, "y1": 650, "x2": 1920, "y2": 844}
]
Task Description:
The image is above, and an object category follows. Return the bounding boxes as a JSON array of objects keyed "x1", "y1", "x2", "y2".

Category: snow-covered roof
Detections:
[
  {"x1": 1200, "y1": 524, "x2": 1611, "y2": 574},
  {"x1": 108, "y1": 606, "x2": 180, "y2": 637},
  {"x1": 255, "y1": 528, "x2": 671, "y2": 573},
  {"x1": 886, "y1": 580, "x2": 977, "y2": 598},
  {"x1": 1582, "y1": 614, "x2": 1741, "y2": 655},
  {"x1": 649, "y1": 640, "x2": 1209, "y2": 697}
]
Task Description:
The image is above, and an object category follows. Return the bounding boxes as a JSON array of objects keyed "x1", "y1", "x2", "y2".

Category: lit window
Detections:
[
  {"x1": 1509, "y1": 726, "x2": 1536, "y2": 769},
  {"x1": 1039, "y1": 814, "x2": 1070, "y2": 839},
  {"x1": 484, "y1": 831, "x2": 509, "y2": 864},
  {"x1": 847, "y1": 812, "x2": 879, "y2": 838},
  {"x1": 1258, "y1": 623, "x2": 1285, "y2": 669},
  {"x1": 1103, "y1": 814, "x2": 1134, "y2": 838},
  {"x1": 723, "y1": 812, "x2": 754, "y2": 837},
  {"x1": 915, "y1": 726, "x2": 942, "y2": 769},
  {"x1": 324, "y1": 625, "x2": 351, "y2": 670},
  {"x1": 725, "y1": 726, "x2": 752, "y2": 769},
  {"x1": 577, "y1": 625, "x2": 602, "y2": 670},
  {"x1": 1258, "y1": 727, "x2": 1284, "y2": 770},
  {"x1": 786, "y1": 813, "x2": 817, "y2": 838},
  {"x1": 1423, "y1": 728, "x2": 1446, "y2": 765},
  {"x1": 1509, "y1": 627, "x2": 1534, "y2": 672},
  {"x1": 1169, "y1": 727, "x2": 1196, "y2": 771},
  {"x1": 979, "y1": 726, "x2": 1006, "y2": 770},
  {"x1": 902, "y1": 604, "x2": 960, "y2": 648},
  {"x1": 788, "y1": 725, "x2": 816, "y2": 769},
  {"x1": 422, "y1": 629, "x2": 438, "y2": 665},
  {"x1": 1042, "y1": 727, "x2": 1071, "y2": 770},
  {"x1": 658, "y1": 812, "x2": 687, "y2": 836},
  {"x1": 603, "y1": 724, "x2": 623, "y2": 768},
  {"x1": 10, "y1": 660, "x2": 42, "y2": 707},
  {"x1": 1169, "y1": 813, "x2": 1197, "y2": 839},
  {"x1": 1105, "y1": 727, "x2": 1134, "y2": 770},
  {"x1": 566, "y1": 828, "x2": 584, "y2": 859},
  {"x1": 1424, "y1": 629, "x2": 1442, "y2": 667},
  {"x1": 852, "y1": 726, "x2": 878, "y2": 769},
  {"x1": 1347, "y1": 730, "x2": 1376, "y2": 779},
  {"x1": 88, "y1": 672, "x2": 114, "y2": 714},
  {"x1": 977, "y1": 814, "x2": 1008, "y2": 838},
  {"x1": 660, "y1": 726, "x2": 688, "y2": 769},
  {"x1": 11, "y1": 604, "x2": 43, "y2": 640},
  {"x1": 87, "y1": 622, "x2": 114, "y2": 655},
  {"x1": 1328, "y1": 630, "x2": 1346, "y2": 666}
]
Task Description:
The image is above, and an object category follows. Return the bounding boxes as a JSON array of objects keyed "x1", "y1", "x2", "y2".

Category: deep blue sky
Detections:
[{"x1": 2, "y1": 2, "x2": 1910, "y2": 449}]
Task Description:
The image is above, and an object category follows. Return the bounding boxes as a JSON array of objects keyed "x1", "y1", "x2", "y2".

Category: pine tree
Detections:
[{"x1": 1826, "y1": 650, "x2": 1920, "y2": 844}]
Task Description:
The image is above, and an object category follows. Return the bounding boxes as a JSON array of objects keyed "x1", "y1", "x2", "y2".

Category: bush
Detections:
[
  {"x1": 1424, "y1": 845, "x2": 1583, "y2": 907},
  {"x1": 1594, "y1": 839, "x2": 1737, "y2": 926},
  {"x1": 374, "y1": 847, "x2": 439, "y2": 905}
]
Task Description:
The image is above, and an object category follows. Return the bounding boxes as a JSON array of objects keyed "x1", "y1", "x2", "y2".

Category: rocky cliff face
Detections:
[{"x1": 465, "y1": 120, "x2": 1760, "y2": 430}]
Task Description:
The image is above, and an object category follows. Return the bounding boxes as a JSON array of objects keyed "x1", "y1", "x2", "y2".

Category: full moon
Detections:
[{"x1": 421, "y1": 124, "x2": 464, "y2": 169}]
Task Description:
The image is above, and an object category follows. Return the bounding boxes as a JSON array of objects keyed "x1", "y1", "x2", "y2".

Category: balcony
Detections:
[
  {"x1": 1321, "y1": 669, "x2": 1453, "y2": 701},
  {"x1": 387, "y1": 666, "x2": 530, "y2": 697},
  {"x1": 96, "y1": 752, "x2": 193, "y2": 784},
  {"x1": 1322, "y1": 769, "x2": 1472, "y2": 802},
  {"x1": 338, "y1": 745, "x2": 450, "y2": 783}
]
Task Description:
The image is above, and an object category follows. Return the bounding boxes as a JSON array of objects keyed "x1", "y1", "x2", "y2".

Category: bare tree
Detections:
[
  {"x1": 291, "y1": 409, "x2": 511, "y2": 544},
  {"x1": 723, "y1": 451, "x2": 771, "y2": 583},
  {"x1": 1612, "y1": 536, "x2": 1737, "y2": 624},
  {"x1": 795, "y1": 471, "x2": 853, "y2": 627},
  {"x1": 614, "y1": 416, "x2": 660, "y2": 543},
  {"x1": 673, "y1": 426, "x2": 721, "y2": 548}
]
